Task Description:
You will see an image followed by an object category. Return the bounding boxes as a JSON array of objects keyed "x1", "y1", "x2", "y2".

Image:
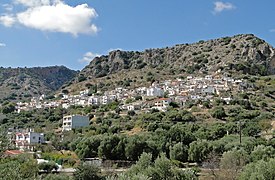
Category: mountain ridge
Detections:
[
  {"x1": 0, "y1": 66, "x2": 77, "y2": 102},
  {"x1": 64, "y1": 34, "x2": 275, "y2": 93}
]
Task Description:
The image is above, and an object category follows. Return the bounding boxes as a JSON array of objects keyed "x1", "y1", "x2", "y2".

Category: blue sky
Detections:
[{"x1": 0, "y1": 0, "x2": 275, "y2": 70}]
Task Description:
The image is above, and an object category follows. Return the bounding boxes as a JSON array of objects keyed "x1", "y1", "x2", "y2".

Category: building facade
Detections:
[
  {"x1": 15, "y1": 129, "x2": 45, "y2": 151},
  {"x1": 147, "y1": 87, "x2": 164, "y2": 97},
  {"x1": 62, "y1": 115, "x2": 90, "y2": 131}
]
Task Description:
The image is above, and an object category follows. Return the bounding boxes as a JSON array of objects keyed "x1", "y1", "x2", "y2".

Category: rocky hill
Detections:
[
  {"x1": 64, "y1": 34, "x2": 275, "y2": 93},
  {"x1": 0, "y1": 66, "x2": 77, "y2": 101}
]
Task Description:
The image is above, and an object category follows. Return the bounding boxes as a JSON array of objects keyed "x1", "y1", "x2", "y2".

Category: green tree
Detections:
[
  {"x1": 75, "y1": 136, "x2": 102, "y2": 159},
  {"x1": 1, "y1": 103, "x2": 16, "y2": 114},
  {"x1": 239, "y1": 158, "x2": 275, "y2": 180},
  {"x1": 38, "y1": 161, "x2": 59, "y2": 173},
  {"x1": 98, "y1": 135, "x2": 125, "y2": 160},
  {"x1": 211, "y1": 106, "x2": 226, "y2": 119},
  {"x1": 0, "y1": 154, "x2": 39, "y2": 179},
  {"x1": 127, "y1": 152, "x2": 153, "y2": 176},
  {"x1": 169, "y1": 142, "x2": 188, "y2": 162},
  {"x1": 125, "y1": 136, "x2": 149, "y2": 161},
  {"x1": 250, "y1": 145, "x2": 275, "y2": 162},
  {"x1": 74, "y1": 163, "x2": 102, "y2": 180},
  {"x1": 0, "y1": 132, "x2": 9, "y2": 155},
  {"x1": 219, "y1": 148, "x2": 249, "y2": 180},
  {"x1": 188, "y1": 140, "x2": 212, "y2": 162},
  {"x1": 120, "y1": 152, "x2": 197, "y2": 180},
  {"x1": 20, "y1": 158, "x2": 38, "y2": 179},
  {"x1": 0, "y1": 161, "x2": 23, "y2": 180},
  {"x1": 148, "y1": 153, "x2": 174, "y2": 180}
]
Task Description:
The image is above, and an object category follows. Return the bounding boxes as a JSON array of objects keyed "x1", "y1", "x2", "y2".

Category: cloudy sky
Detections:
[{"x1": 0, "y1": 0, "x2": 275, "y2": 70}]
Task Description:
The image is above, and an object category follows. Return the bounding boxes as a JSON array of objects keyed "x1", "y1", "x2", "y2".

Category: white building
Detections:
[
  {"x1": 80, "y1": 89, "x2": 89, "y2": 96},
  {"x1": 154, "y1": 98, "x2": 172, "y2": 108},
  {"x1": 15, "y1": 129, "x2": 45, "y2": 151},
  {"x1": 201, "y1": 86, "x2": 215, "y2": 94},
  {"x1": 62, "y1": 115, "x2": 90, "y2": 131},
  {"x1": 101, "y1": 96, "x2": 110, "y2": 105},
  {"x1": 205, "y1": 75, "x2": 213, "y2": 81},
  {"x1": 88, "y1": 96, "x2": 100, "y2": 105},
  {"x1": 146, "y1": 87, "x2": 164, "y2": 97},
  {"x1": 127, "y1": 102, "x2": 142, "y2": 111}
]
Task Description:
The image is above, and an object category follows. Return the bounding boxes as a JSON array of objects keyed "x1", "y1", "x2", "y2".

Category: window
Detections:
[{"x1": 33, "y1": 136, "x2": 35, "y2": 139}]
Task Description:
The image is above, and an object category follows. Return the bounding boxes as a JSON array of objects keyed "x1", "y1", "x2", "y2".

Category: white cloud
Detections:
[
  {"x1": 0, "y1": 15, "x2": 16, "y2": 27},
  {"x1": 0, "y1": 1, "x2": 99, "y2": 36},
  {"x1": 213, "y1": 1, "x2": 235, "y2": 14},
  {"x1": 0, "y1": 43, "x2": 6, "y2": 47},
  {"x1": 79, "y1": 52, "x2": 100, "y2": 63},
  {"x1": 2, "y1": 4, "x2": 13, "y2": 11},
  {"x1": 14, "y1": 0, "x2": 51, "y2": 7},
  {"x1": 270, "y1": 29, "x2": 275, "y2": 33}
]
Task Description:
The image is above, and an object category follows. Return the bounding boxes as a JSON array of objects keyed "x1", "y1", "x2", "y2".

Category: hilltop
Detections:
[
  {"x1": 0, "y1": 66, "x2": 77, "y2": 102},
  {"x1": 64, "y1": 34, "x2": 275, "y2": 94}
]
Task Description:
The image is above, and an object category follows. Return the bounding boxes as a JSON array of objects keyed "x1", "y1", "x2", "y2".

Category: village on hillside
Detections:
[
  {"x1": 16, "y1": 74, "x2": 248, "y2": 113},
  {"x1": 5, "y1": 73, "x2": 249, "y2": 153}
]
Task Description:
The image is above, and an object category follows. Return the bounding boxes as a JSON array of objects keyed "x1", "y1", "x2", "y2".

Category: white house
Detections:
[
  {"x1": 62, "y1": 115, "x2": 90, "y2": 131},
  {"x1": 127, "y1": 102, "x2": 142, "y2": 111},
  {"x1": 146, "y1": 87, "x2": 164, "y2": 97},
  {"x1": 154, "y1": 98, "x2": 172, "y2": 108},
  {"x1": 15, "y1": 129, "x2": 45, "y2": 151},
  {"x1": 62, "y1": 103, "x2": 70, "y2": 109},
  {"x1": 205, "y1": 75, "x2": 213, "y2": 81},
  {"x1": 80, "y1": 89, "x2": 89, "y2": 96},
  {"x1": 101, "y1": 96, "x2": 110, "y2": 105},
  {"x1": 88, "y1": 96, "x2": 100, "y2": 105},
  {"x1": 201, "y1": 85, "x2": 215, "y2": 94}
]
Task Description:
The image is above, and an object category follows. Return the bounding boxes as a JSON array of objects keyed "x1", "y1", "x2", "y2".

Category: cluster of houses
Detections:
[
  {"x1": 15, "y1": 75, "x2": 247, "y2": 113},
  {"x1": 7, "y1": 128, "x2": 45, "y2": 151},
  {"x1": 7, "y1": 115, "x2": 90, "y2": 151}
]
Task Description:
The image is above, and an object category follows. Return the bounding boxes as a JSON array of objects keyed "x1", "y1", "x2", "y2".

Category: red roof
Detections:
[
  {"x1": 158, "y1": 98, "x2": 169, "y2": 101},
  {"x1": 4, "y1": 150, "x2": 23, "y2": 155}
]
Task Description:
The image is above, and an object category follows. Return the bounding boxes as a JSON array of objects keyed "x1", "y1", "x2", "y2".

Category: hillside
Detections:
[
  {"x1": 65, "y1": 34, "x2": 275, "y2": 93},
  {"x1": 0, "y1": 66, "x2": 77, "y2": 101}
]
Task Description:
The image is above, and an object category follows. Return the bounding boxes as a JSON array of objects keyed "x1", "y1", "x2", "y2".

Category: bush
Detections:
[
  {"x1": 211, "y1": 106, "x2": 226, "y2": 119},
  {"x1": 239, "y1": 158, "x2": 275, "y2": 180},
  {"x1": 74, "y1": 163, "x2": 102, "y2": 180},
  {"x1": 169, "y1": 142, "x2": 188, "y2": 162},
  {"x1": 38, "y1": 161, "x2": 59, "y2": 173},
  {"x1": 188, "y1": 140, "x2": 212, "y2": 162}
]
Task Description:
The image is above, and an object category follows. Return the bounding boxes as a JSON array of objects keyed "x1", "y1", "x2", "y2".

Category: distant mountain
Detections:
[
  {"x1": 64, "y1": 34, "x2": 275, "y2": 94},
  {"x1": 0, "y1": 66, "x2": 77, "y2": 101}
]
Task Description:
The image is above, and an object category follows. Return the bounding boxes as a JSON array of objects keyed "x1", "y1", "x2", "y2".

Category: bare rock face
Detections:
[
  {"x1": 69, "y1": 34, "x2": 275, "y2": 92},
  {"x1": 269, "y1": 56, "x2": 275, "y2": 74}
]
